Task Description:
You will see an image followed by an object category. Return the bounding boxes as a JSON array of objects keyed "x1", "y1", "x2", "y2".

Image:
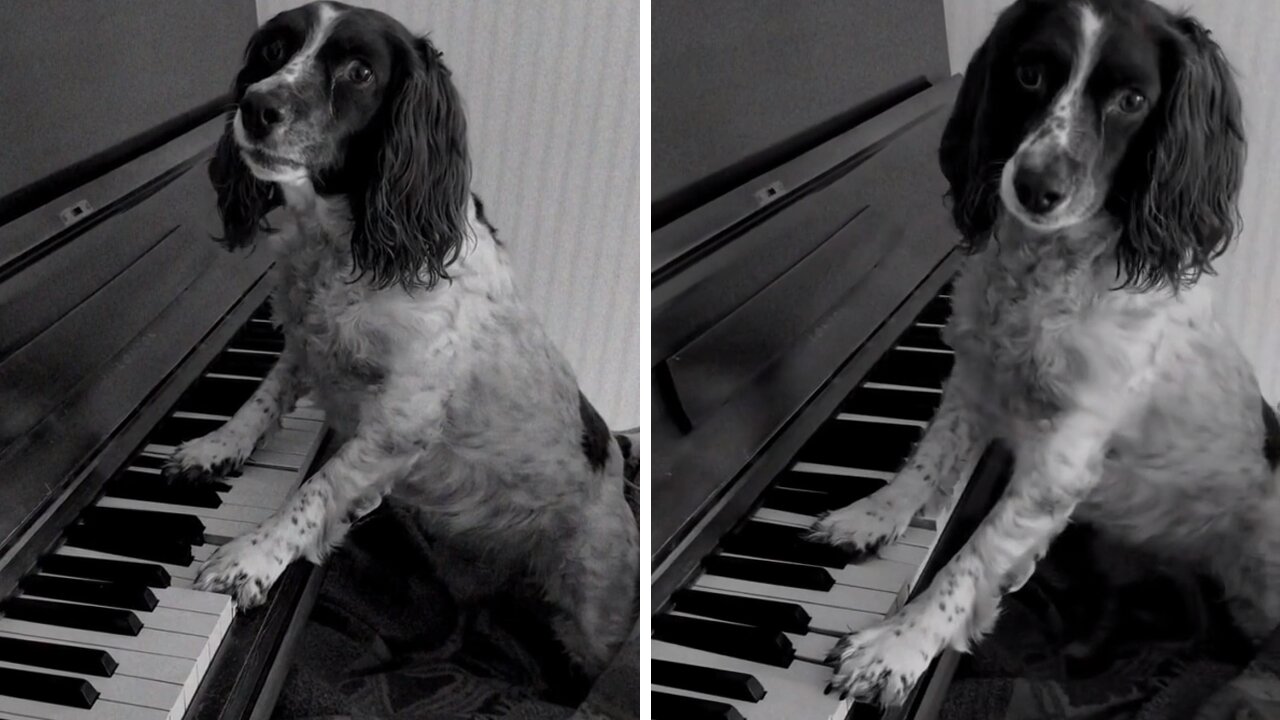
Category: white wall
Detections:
[
  {"x1": 255, "y1": 0, "x2": 641, "y2": 427},
  {"x1": 943, "y1": 0, "x2": 1280, "y2": 401}
]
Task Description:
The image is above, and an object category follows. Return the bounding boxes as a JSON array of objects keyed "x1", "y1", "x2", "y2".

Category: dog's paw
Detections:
[
  {"x1": 824, "y1": 614, "x2": 939, "y2": 707},
  {"x1": 809, "y1": 494, "x2": 911, "y2": 554},
  {"x1": 164, "y1": 429, "x2": 255, "y2": 484},
  {"x1": 195, "y1": 534, "x2": 288, "y2": 609}
]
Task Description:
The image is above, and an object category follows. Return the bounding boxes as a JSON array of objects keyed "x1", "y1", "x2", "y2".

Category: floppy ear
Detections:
[
  {"x1": 939, "y1": 34, "x2": 1004, "y2": 247},
  {"x1": 350, "y1": 38, "x2": 471, "y2": 291},
  {"x1": 208, "y1": 114, "x2": 280, "y2": 249},
  {"x1": 1116, "y1": 16, "x2": 1245, "y2": 290}
]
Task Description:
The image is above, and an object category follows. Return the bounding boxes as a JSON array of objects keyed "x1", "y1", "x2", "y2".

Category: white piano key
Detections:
[
  {"x1": 716, "y1": 551, "x2": 912, "y2": 595},
  {"x1": 13, "y1": 595, "x2": 220, "y2": 638},
  {"x1": 675, "y1": 588, "x2": 882, "y2": 639},
  {"x1": 280, "y1": 416, "x2": 323, "y2": 433},
  {"x1": 0, "y1": 620, "x2": 206, "y2": 661},
  {"x1": 834, "y1": 413, "x2": 928, "y2": 428},
  {"x1": 0, "y1": 694, "x2": 170, "y2": 720},
  {"x1": 788, "y1": 463, "x2": 894, "y2": 481},
  {"x1": 95, "y1": 496, "x2": 274, "y2": 526},
  {"x1": 751, "y1": 507, "x2": 816, "y2": 527},
  {"x1": 897, "y1": 527, "x2": 936, "y2": 549},
  {"x1": 242, "y1": 450, "x2": 303, "y2": 472},
  {"x1": 218, "y1": 466, "x2": 300, "y2": 509},
  {"x1": 0, "y1": 659, "x2": 182, "y2": 714},
  {"x1": 860, "y1": 381, "x2": 942, "y2": 394},
  {"x1": 879, "y1": 543, "x2": 927, "y2": 566},
  {"x1": 652, "y1": 639, "x2": 843, "y2": 720},
  {"x1": 692, "y1": 574, "x2": 897, "y2": 615},
  {"x1": 261, "y1": 427, "x2": 314, "y2": 455},
  {"x1": 53, "y1": 546, "x2": 197, "y2": 583}
]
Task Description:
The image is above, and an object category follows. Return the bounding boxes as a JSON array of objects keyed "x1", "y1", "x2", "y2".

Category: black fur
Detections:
[
  {"x1": 577, "y1": 391, "x2": 610, "y2": 472},
  {"x1": 208, "y1": 114, "x2": 280, "y2": 249},
  {"x1": 938, "y1": 0, "x2": 1245, "y2": 291},
  {"x1": 349, "y1": 38, "x2": 471, "y2": 292},
  {"x1": 1262, "y1": 397, "x2": 1280, "y2": 471},
  {"x1": 1110, "y1": 15, "x2": 1245, "y2": 290},
  {"x1": 472, "y1": 192, "x2": 501, "y2": 244}
]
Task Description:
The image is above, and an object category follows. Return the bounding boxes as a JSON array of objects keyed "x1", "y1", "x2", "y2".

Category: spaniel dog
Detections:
[
  {"x1": 163, "y1": 1, "x2": 638, "y2": 676},
  {"x1": 810, "y1": 0, "x2": 1280, "y2": 705}
]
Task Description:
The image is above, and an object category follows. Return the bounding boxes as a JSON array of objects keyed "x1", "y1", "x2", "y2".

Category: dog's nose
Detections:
[
  {"x1": 239, "y1": 91, "x2": 288, "y2": 140},
  {"x1": 1013, "y1": 164, "x2": 1069, "y2": 215}
]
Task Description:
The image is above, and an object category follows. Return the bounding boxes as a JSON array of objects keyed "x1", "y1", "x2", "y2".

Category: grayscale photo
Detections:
[
  {"x1": 0, "y1": 1, "x2": 640, "y2": 719},
  {"x1": 650, "y1": 1, "x2": 1280, "y2": 718}
]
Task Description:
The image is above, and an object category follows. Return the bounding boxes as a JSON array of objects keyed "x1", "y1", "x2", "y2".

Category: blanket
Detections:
[
  {"x1": 272, "y1": 498, "x2": 638, "y2": 720},
  {"x1": 940, "y1": 524, "x2": 1269, "y2": 720}
]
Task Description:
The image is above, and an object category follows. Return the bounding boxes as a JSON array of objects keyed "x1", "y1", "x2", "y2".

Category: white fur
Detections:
[
  {"x1": 820, "y1": 210, "x2": 1280, "y2": 705},
  {"x1": 173, "y1": 178, "x2": 637, "y2": 675}
]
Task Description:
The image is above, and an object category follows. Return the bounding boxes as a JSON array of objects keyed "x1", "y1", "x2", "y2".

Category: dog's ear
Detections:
[
  {"x1": 208, "y1": 114, "x2": 279, "y2": 249},
  {"x1": 939, "y1": 32, "x2": 1002, "y2": 246},
  {"x1": 1116, "y1": 15, "x2": 1245, "y2": 290},
  {"x1": 350, "y1": 37, "x2": 471, "y2": 291}
]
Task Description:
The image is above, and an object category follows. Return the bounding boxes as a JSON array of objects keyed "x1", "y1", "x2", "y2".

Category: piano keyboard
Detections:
[
  {"x1": 0, "y1": 303, "x2": 325, "y2": 720},
  {"x1": 651, "y1": 289, "x2": 971, "y2": 720}
]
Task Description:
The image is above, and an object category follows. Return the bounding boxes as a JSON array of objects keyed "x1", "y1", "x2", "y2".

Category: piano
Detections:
[
  {"x1": 651, "y1": 2, "x2": 1012, "y2": 718},
  {"x1": 0, "y1": 2, "x2": 331, "y2": 719}
]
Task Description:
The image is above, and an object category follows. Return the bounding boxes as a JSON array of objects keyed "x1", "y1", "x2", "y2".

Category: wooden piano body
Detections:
[
  {"x1": 0, "y1": 3, "x2": 329, "y2": 718},
  {"x1": 651, "y1": 2, "x2": 1011, "y2": 718}
]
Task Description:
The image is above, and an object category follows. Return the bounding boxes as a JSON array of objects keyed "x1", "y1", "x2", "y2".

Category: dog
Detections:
[
  {"x1": 809, "y1": 0, "x2": 1280, "y2": 705},
  {"x1": 163, "y1": 1, "x2": 638, "y2": 676}
]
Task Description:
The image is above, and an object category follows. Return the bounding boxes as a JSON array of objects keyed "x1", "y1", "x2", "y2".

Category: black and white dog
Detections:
[
  {"x1": 166, "y1": 2, "x2": 637, "y2": 676},
  {"x1": 811, "y1": 0, "x2": 1280, "y2": 705}
]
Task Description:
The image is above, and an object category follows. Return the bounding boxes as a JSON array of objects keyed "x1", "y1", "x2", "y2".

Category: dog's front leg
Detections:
[
  {"x1": 825, "y1": 412, "x2": 1110, "y2": 706},
  {"x1": 810, "y1": 373, "x2": 983, "y2": 552},
  {"x1": 194, "y1": 433, "x2": 403, "y2": 608},
  {"x1": 166, "y1": 353, "x2": 302, "y2": 482}
]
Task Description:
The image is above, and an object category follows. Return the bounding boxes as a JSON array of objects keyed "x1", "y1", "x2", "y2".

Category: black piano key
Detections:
[
  {"x1": 40, "y1": 554, "x2": 170, "y2": 589},
  {"x1": 206, "y1": 350, "x2": 278, "y2": 378},
  {"x1": 3, "y1": 597, "x2": 142, "y2": 636},
  {"x1": 652, "y1": 691, "x2": 744, "y2": 720},
  {"x1": 759, "y1": 487, "x2": 849, "y2": 516},
  {"x1": 0, "y1": 636, "x2": 116, "y2": 677},
  {"x1": 917, "y1": 295, "x2": 951, "y2": 325},
  {"x1": 671, "y1": 589, "x2": 810, "y2": 634},
  {"x1": 795, "y1": 420, "x2": 920, "y2": 473},
  {"x1": 863, "y1": 349, "x2": 953, "y2": 389},
  {"x1": 705, "y1": 555, "x2": 835, "y2": 591},
  {"x1": 897, "y1": 323, "x2": 949, "y2": 351},
  {"x1": 720, "y1": 522, "x2": 851, "y2": 569},
  {"x1": 174, "y1": 375, "x2": 261, "y2": 416},
  {"x1": 79, "y1": 507, "x2": 205, "y2": 545},
  {"x1": 232, "y1": 324, "x2": 285, "y2": 352},
  {"x1": 653, "y1": 659, "x2": 765, "y2": 702},
  {"x1": 22, "y1": 575, "x2": 158, "y2": 612},
  {"x1": 250, "y1": 302, "x2": 273, "y2": 320},
  {"x1": 770, "y1": 471, "x2": 885, "y2": 502},
  {"x1": 145, "y1": 415, "x2": 225, "y2": 447},
  {"x1": 0, "y1": 665, "x2": 99, "y2": 709},
  {"x1": 105, "y1": 470, "x2": 223, "y2": 508},
  {"x1": 64, "y1": 525, "x2": 194, "y2": 566},
  {"x1": 653, "y1": 615, "x2": 795, "y2": 667},
  {"x1": 840, "y1": 385, "x2": 942, "y2": 421}
]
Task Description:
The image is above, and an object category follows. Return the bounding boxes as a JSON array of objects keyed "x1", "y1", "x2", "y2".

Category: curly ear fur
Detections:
[
  {"x1": 350, "y1": 38, "x2": 471, "y2": 291},
  {"x1": 939, "y1": 36, "x2": 1002, "y2": 248},
  {"x1": 208, "y1": 114, "x2": 280, "y2": 249},
  {"x1": 1112, "y1": 16, "x2": 1246, "y2": 291}
]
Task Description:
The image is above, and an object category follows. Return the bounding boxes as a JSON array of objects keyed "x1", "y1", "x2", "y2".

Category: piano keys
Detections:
[
  {"x1": 652, "y1": 285, "x2": 1007, "y2": 720},
  {"x1": 0, "y1": 302, "x2": 326, "y2": 720}
]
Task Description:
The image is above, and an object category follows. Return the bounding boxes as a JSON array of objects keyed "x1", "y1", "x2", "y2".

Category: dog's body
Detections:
[
  {"x1": 812, "y1": 0, "x2": 1280, "y2": 705},
  {"x1": 165, "y1": 2, "x2": 636, "y2": 676}
]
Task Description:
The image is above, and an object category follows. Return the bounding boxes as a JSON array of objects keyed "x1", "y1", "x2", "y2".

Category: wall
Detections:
[
  {"x1": 943, "y1": 0, "x2": 1280, "y2": 400},
  {"x1": 255, "y1": 0, "x2": 641, "y2": 427}
]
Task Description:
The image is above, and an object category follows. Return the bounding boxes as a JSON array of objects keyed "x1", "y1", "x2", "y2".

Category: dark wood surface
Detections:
[{"x1": 652, "y1": 77, "x2": 962, "y2": 573}]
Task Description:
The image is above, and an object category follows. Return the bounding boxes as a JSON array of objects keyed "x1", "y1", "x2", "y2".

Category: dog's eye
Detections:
[
  {"x1": 1015, "y1": 63, "x2": 1045, "y2": 90},
  {"x1": 347, "y1": 62, "x2": 374, "y2": 85},
  {"x1": 1115, "y1": 90, "x2": 1148, "y2": 114},
  {"x1": 262, "y1": 39, "x2": 286, "y2": 63}
]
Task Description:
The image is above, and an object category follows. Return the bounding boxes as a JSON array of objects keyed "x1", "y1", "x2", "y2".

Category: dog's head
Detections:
[
  {"x1": 210, "y1": 1, "x2": 470, "y2": 290},
  {"x1": 940, "y1": 0, "x2": 1245, "y2": 289}
]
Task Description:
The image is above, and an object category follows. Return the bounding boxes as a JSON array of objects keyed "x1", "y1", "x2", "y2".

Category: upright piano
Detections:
[
  {"x1": 0, "y1": 3, "x2": 330, "y2": 719},
  {"x1": 650, "y1": 2, "x2": 1011, "y2": 718}
]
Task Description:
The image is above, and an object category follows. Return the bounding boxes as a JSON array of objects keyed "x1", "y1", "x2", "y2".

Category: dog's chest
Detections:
[
  {"x1": 944, "y1": 240, "x2": 1120, "y2": 421},
  {"x1": 268, "y1": 202, "x2": 393, "y2": 396}
]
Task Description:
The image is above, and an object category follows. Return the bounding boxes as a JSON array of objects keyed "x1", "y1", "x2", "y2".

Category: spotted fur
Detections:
[
  {"x1": 169, "y1": 1, "x2": 636, "y2": 677},
  {"x1": 817, "y1": 0, "x2": 1274, "y2": 706}
]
